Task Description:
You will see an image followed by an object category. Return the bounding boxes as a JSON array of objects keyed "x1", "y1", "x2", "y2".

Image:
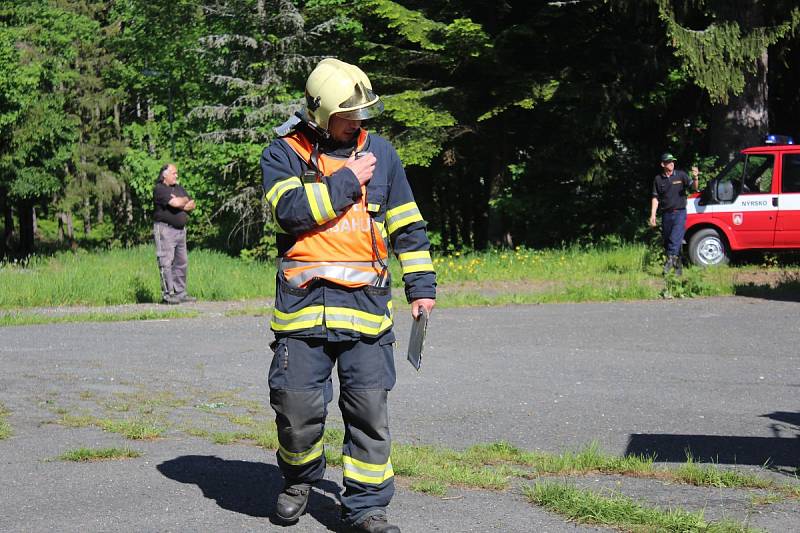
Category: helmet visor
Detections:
[{"x1": 334, "y1": 99, "x2": 385, "y2": 121}]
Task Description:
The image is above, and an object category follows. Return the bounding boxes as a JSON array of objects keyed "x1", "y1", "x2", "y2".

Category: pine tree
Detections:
[
  {"x1": 58, "y1": 0, "x2": 126, "y2": 243},
  {"x1": 0, "y1": 1, "x2": 95, "y2": 255},
  {"x1": 656, "y1": 0, "x2": 800, "y2": 159},
  {"x1": 0, "y1": 23, "x2": 41, "y2": 257},
  {"x1": 190, "y1": 0, "x2": 333, "y2": 251}
]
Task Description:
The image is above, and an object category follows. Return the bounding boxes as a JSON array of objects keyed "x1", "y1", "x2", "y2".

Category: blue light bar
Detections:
[{"x1": 765, "y1": 134, "x2": 794, "y2": 145}]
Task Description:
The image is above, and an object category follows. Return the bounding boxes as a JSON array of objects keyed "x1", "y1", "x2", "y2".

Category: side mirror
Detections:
[
  {"x1": 716, "y1": 179, "x2": 734, "y2": 202},
  {"x1": 700, "y1": 177, "x2": 735, "y2": 205}
]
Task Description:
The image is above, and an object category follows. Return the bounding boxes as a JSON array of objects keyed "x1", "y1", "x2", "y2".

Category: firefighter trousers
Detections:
[
  {"x1": 661, "y1": 208, "x2": 687, "y2": 257},
  {"x1": 268, "y1": 335, "x2": 397, "y2": 525}
]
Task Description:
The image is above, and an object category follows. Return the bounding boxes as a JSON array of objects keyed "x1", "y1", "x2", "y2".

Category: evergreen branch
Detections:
[
  {"x1": 548, "y1": 0, "x2": 596, "y2": 6},
  {"x1": 199, "y1": 34, "x2": 258, "y2": 50},
  {"x1": 307, "y1": 18, "x2": 346, "y2": 37},
  {"x1": 211, "y1": 186, "x2": 268, "y2": 246},
  {"x1": 243, "y1": 102, "x2": 299, "y2": 126},
  {"x1": 187, "y1": 105, "x2": 232, "y2": 121},
  {"x1": 200, "y1": 3, "x2": 236, "y2": 17},
  {"x1": 274, "y1": 53, "x2": 316, "y2": 73},
  {"x1": 208, "y1": 75, "x2": 261, "y2": 91},
  {"x1": 270, "y1": 0, "x2": 304, "y2": 33},
  {"x1": 197, "y1": 128, "x2": 269, "y2": 143},
  {"x1": 231, "y1": 94, "x2": 272, "y2": 107},
  {"x1": 657, "y1": 1, "x2": 800, "y2": 103}
]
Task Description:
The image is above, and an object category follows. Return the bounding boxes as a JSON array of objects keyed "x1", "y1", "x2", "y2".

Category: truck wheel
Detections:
[{"x1": 688, "y1": 228, "x2": 729, "y2": 266}]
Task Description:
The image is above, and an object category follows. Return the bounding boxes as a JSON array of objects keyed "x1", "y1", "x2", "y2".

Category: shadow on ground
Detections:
[
  {"x1": 626, "y1": 411, "x2": 800, "y2": 473},
  {"x1": 157, "y1": 455, "x2": 342, "y2": 530},
  {"x1": 734, "y1": 280, "x2": 800, "y2": 302}
]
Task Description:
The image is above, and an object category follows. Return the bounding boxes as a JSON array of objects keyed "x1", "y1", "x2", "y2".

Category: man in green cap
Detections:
[{"x1": 648, "y1": 152, "x2": 699, "y2": 275}]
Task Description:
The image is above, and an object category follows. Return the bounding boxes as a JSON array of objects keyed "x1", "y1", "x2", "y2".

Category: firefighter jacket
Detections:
[{"x1": 261, "y1": 126, "x2": 436, "y2": 342}]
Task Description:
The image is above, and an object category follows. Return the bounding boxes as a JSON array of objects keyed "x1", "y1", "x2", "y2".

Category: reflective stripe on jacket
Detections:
[
  {"x1": 261, "y1": 126, "x2": 436, "y2": 341},
  {"x1": 278, "y1": 130, "x2": 388, "y2": 289}
]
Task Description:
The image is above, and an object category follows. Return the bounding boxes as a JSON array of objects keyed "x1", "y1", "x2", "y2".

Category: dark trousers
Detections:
[
  {"x1": 661, "y1": 209, "x2": 687, "y2": 256},
  {"x1": 153, "y1": 222, "x2": 188, "y2": 298},
  {"x1": 268, "y1": 335, "x2": 396, "y2": 525}
]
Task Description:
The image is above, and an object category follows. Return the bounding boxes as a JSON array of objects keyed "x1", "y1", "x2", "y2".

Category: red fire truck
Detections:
[{"x1": 685, "y1": 135, "x2": 800, "y2": 266}]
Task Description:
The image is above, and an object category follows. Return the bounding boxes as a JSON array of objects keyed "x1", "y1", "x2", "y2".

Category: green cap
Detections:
[{"x1": 660, "y1": 152, "x2": 677, "y2": 163}]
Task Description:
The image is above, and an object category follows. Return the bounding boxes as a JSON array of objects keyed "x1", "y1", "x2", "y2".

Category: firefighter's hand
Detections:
[
  {"x1": 345, "y1": 151, "x2": 376, "y2": 186},
  {"x1": 691, "y1": 166, "x2": 699, "y2": 179},
  {"x1": 648, "y1": 215, "x2": 657, "y2": 227},
  {"x1": 411, "y1": 298, "x2": 435, "y2": 319}
]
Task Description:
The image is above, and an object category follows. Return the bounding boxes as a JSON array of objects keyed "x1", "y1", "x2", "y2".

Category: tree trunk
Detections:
[
  {"x1": 113, "y1": 183, "x2": 135, "y2": 246},
  {"x1": 146, "y1": 99, "x2": 156, "y2": 156},
  {"x1": 84, "y1": 198, "x2": 92, "y2": 235},
  {"x1": 0, "y1": 187, "x2": 7, "y2": 259},
  {"x1": 66, "y1": 212, "x2": 74, "y2": 240},
  {"x1": 18, "y1": 198, "x2": 35, "y2": 256},
  {"x1": 114, "y1": 102, "x2": 121, "y2": 136},
  {"x1": 57, "y1": 212, "x2": 65, "y2": 243},
  {"x1": 57, "y1": 211, "x2": 75, "y2": 244},
  {"x1": 485, "y1": 118, "x2": 511, "y2": 248},
  {"x1": 2, "y1": 188, "x2": 13, "y2": 256},
  {"x1": 710, "y1": 49, "x2": 768, "y2": 161},
  {"x1": 97, "y1": 201, "x2": 104, "y2": 224},
  {"x1": 709, "y1": 2, "x2": 769, "y2": 162}
]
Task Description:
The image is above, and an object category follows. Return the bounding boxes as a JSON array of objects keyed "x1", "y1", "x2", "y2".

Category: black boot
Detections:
[
  {"x1": 662, "y1": 256, "x2": 673, "y2": 275},
  {"x1": 673, "y1": 255, "x2": 683, "y2": 276},
  {"x1": 351, "y1": 513, "x2": 401, "y2": 533},
  {"x1": 275, "y1": 483, "x2": 310, "y2": 522}
]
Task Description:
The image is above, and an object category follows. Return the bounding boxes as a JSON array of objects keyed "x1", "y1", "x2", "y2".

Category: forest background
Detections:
[{"x1": 3, "y1": 0, "x2": 800, "y2": 261}]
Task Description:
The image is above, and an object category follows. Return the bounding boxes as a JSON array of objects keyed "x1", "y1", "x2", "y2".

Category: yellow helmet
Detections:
[{"x1": 304, "y1": 58, "x2": 384, "y2": 131}]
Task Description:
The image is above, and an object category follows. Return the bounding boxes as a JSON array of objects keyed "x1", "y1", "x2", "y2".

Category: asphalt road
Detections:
[{"x1": 1, "y1": 296, "x2": 798, "y2": 532}]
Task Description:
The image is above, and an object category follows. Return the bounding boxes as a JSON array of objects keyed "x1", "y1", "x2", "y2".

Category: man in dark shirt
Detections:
[
  {"x1": 153, "y1": 163, "x2": 196, "y2": 304},
  {"x1": 649, "y1": 152, "x2": 699, "y2": 275}
]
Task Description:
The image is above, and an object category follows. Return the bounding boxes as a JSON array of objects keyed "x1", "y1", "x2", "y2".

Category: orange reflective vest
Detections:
[{"x1": 280, "y1": 130, "x2": 389, "y2": 288}]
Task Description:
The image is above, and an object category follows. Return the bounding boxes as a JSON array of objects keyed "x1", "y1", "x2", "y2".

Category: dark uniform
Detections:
[
  {"x1": 153, "y1": 180, "x2": 192, "y2": 300},
  {"x1": 652, "y1": 169, "x2": 692, "y2": 259},
  {"x1": 261, "y1": 124, "x2": 436, "y2": 526}
]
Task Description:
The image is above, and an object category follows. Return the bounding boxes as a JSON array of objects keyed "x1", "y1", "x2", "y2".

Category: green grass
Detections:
[
  {"x1": 54, "y1": 413, "x2": 96, "y2": 428},
  {"x1": 56, "y1": 447, "x2": 142, "y2": 462},
  {"x1": 0, "y1": 309, "x2": 200, "y2": 327},
  {"x1": 675, "y1": 455, "x2": 772, "y2": 489},
  {"x1": 51, "y1": 411, "x2": 166, "y2": 440},
  {"x1": 385, "y1": 441, "x2": 658, "y2": 491},
  {"x1": 46, "y1": 387, "x2": 793, "y2": 501},
  {"x1": 210, "y1": 431, "x2": 248, "y2": 445},
  {"x1": 223, "y1": 306, "x2": 272, "y2": 317},
  {"x1": 112, "y1": 390, "x2": 187, "y2": 413},
  {"x1": 96, "y1": 417, "x2": 167, "y2": 440},
  {"x1": 482, "y1": 441, "x2": 656, "y2": 476},
  {"x1": 45, "y1": 382, "x2": 797, "y2": 505},
  {"x1": 221, "y1": 413, "x2": 258, "y2": 427},
  {"x1": 0, "y1": 403, "x2": 11, "y2": 440},
  {"x1": 0, "y1": 245, "x2": 274, "y2": 309},
  {"x1": 409, "y1": 479, "x2": 448, "y2": 496},
  {"x1": 523, "y1": 481, "x2": 758, "y2": 532},
  {"x1": 432, "y1": 245, "x2": 741, "y2": 306},
  {"x1": 183, "y1": 427, "x2": 211, "y2": 438},
  {"x1": 186, "y1": 427, "x2": 791, "y2": 497},
  {"x1": 750, "y1": 492, "x2": 784, "y2": 506},
  {"x1": 3, "y1": 242, "x2": 799, "y2": 314}
]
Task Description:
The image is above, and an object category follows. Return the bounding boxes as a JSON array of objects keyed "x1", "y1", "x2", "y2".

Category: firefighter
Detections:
[
  {"x1": 649, "y1": 152, "x2": 699, "y2": 275},
  {"x1": 260, "y1": 58, "x2": 436, "y2": 533}
]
